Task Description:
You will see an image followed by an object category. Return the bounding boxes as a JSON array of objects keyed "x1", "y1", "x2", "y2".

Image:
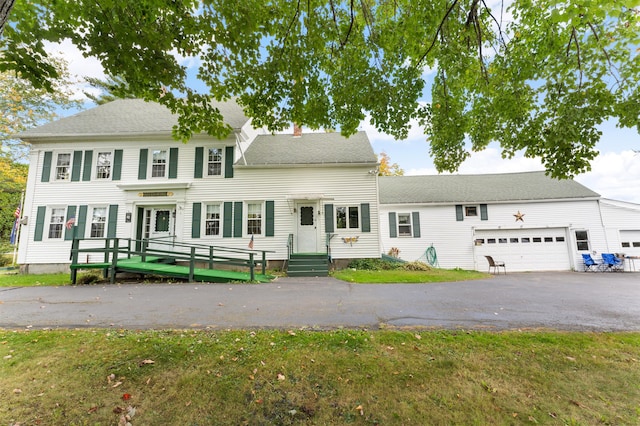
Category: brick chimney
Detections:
[{"x1": 293, "y1": 123, "x2": 302, "y2": 137}]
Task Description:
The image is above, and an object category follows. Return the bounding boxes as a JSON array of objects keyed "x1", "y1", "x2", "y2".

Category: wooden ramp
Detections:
[{"x1": 70, "y1": 239, "x2": 275, "y2": 284}]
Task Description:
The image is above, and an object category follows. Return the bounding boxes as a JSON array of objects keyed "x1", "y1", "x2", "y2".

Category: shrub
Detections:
[
  {"x1": 0, "y1": 254, "x2": 13, "y2": 267},
  {"x1": 76, "y1": 272, "x2": 104, "y2": 285},
  {"x1": 347, "y1": 258, "x2": 402, "y2": 271},
  {"x1": 401, "y1": 261, "x2": 431, "y2": 271}
]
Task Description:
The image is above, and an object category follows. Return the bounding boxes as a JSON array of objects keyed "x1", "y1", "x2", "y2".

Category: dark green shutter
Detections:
[
  {"x1": 194, "y1": 147, "x2": 204, "y2": 178},
  {"x1": 455, "y1": 205, "x2": 464, "y2": 221},
  {"x1": 233, "y1": 201, "x2": 242, "y2": 237},
  {"x1": 265, "y1": 200, "x2": 274, "y2": 237},
  {"x1": 324, "y1": 204, "x2": 334, "y2": 233},
  {"x1": 135, "y1": 207, "x2": 145, "y2": 251},
  {"x1": 169, "y1": 147, "x2": 178, "y2": 179},
  {"x1": 76, "y1": 205, "x2": 88, "y2": 239},
  {"x1": 71, "y1": 150, "x2": 82, "y2": 181},
  {"x1": 82, "y1": 151, "x2": 93, "y2": 181},
  {"x1": 223, "y1": 202, "x2": 233, "y2": 238},
  {"x1": 412, "y1": 212, "x2": 421, "y2": 238},
  {"x1": 107, "y1": 205, "x2": 119, "y2": 238},
  {"x1": 34, "y1": 206, "x2": 46, "y2": 241},
  {"x1": 41, "y1": 151, "x2": 52, "y2": 182},
  {"x1": 360, "y1": 203, "x2": 371, "y2": 232},
  {"x1": 64, "y1": 206, "x2": 77, "y2": 240},
  {"x1": 192, "y1": 202, "x2": 201, "y2": 238},
  {"x1": 112, "y1": 149, "x2": 123, "y2": 181},
  {"x1": 138, "y1": 149, "x2": 148, "y2": 180},
  {"x1": 224, "y1": 146, "x2": 234, "y2": 178},
  {"x1": 389, "y1": 212, "x2": 397, "y2": 238},
  {"x1": 480, "y1": 204, "x2": 488, "y2": 220}
]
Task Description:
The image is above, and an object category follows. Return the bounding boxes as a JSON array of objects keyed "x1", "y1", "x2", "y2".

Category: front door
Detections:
[
  {"x1": 297, "y1": 203, "x2": 318, "y2": 253},
  {"x1": 143, "y1": 206, "x2": 175, "y2": 250}
]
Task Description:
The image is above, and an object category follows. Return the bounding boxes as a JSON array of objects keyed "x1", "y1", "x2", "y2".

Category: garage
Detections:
[
  {"x1": 620, "y1": 230, "x2": 640, "y2": 256},
  {"x1": 474, "y1": 228, "x2": 571, "y2": 272}
]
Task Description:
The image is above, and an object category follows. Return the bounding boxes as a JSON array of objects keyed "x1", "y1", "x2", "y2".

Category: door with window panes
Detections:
[
  {"x1": 297, "y1": 203, "x2": 318, "y2": 253},
  {"x1": 143, "y1": 206, "x2": 175, "y2": 249}
]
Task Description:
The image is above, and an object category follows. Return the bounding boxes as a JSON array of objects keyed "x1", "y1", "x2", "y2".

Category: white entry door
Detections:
[
  {"x1": 297, "y1": 203, "x2": 318, "y2": 253},
  {"x1": 144, "y1": 206, "x2": 175, "y2": 249}
]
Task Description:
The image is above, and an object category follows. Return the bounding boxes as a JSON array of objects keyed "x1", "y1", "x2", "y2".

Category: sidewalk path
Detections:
[{"x1": 1, "y1": 272, "x2": 638, "y2": 331}]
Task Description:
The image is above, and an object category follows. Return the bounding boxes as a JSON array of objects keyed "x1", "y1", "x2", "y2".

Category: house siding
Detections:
[
  {"x1": 380, "y1": 199, "x2": 606, "y2": 272},
  {"x1": 18, "y1": 138, "x2": 380, "y2": 267}
]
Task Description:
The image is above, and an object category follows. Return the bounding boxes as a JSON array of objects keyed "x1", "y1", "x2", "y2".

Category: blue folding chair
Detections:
[
  {"x1": 601, "y1": 253, "x2": 624, "y2": 272},
  {"x1": 581, "y1": 253, "x2": 602, "y2": 272}
]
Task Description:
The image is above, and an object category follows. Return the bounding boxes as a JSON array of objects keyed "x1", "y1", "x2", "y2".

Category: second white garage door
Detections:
[{"x1": 474, "y1": 228, "x2": 571, "y2": 272}]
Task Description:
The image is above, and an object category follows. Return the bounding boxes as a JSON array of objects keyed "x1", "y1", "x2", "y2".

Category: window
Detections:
[
  {"x1": 575, "y1": 230, "x2": 589, "y2": 251},
  {"x1": 522, "y1": 237, "x2": 530, "y2": 243},
  {"x1": 498, "y1": 238, "x2": 507, "y2": 243},
  {"x1": 48, "y1": 208, "x2": 65, "y2": 238},
  {"x1": 622, "y1": 242, "x2": 630, "y2": 248},
  {"x1": 634, "y1": 242, "x2": 640, "y2": 248},
  {"x1": 510, "y1": 237, "x2": 519, "y2": 243},
  {"x1": 55, "y1": 153, "x2": 71, "y2": 181},
  {"x1": 151, "y1": 150, "x2": 167, "y2": 177},
  {"x1": 90, "y1": 207, "x2": 107, "y2": 238},
  {"x1": 556, "y1": 236, "x2": 565, "y2": 242},
  {"x1": 533, "y1": 237, "x2": 542, "y2": 243},
  {"x1": 544, "y1": 237, "x2": 553, "y2": 242},
  {"x1": 207, "y1": 148, "x2": 223, "y2": 176},
  {"x1": 155, "y1": 210, "x2": 170, "y2": 232},
  {"x1": 397, "y1": 213, "x2": 412, "y2": 236},
  {"x1": 96, "y1": 152, "x2": 112, "y2": 179},
  {"x1": 465, "y1": 206, "x2": 477, "y2": 217},
  {"x1": 336, "y1": 206, "x2": 359, "y2": 230},
  {"x1": 487, "y1": 238, "x2": 496, "y2": 244},
  {"x1": 247, "y1": 203, "x2": 262, "y2": 235},
  {"x1": 205, "y1": 204, "x2": 221, "y2": 236}
]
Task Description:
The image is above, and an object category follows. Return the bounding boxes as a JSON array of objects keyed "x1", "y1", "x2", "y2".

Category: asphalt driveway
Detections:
[{"x1": 0, "y1": 272, "x2": 638, "y2": 331}]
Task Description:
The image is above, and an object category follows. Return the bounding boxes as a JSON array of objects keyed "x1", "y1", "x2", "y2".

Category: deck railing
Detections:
[{"x1": 70, "y1": 237, "x2": 273, "y2": 284}]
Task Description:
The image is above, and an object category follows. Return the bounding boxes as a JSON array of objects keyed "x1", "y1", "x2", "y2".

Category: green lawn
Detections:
[
  {"x1": 332, "y1": 267, "x2": 489, "y2": 283},
  {"x1": 1, "y1": 329, "x2": 639, "y2": 425}
]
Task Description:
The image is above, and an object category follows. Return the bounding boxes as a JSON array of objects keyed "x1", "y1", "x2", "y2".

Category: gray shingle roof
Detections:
[
  {"x1": 379, "y1": 171, "x2": 600, "y2": 204},
  {"x1": 18, "y1": 98, "x2": 249, "y2": 139},
  {"x1": 240, "y1": 131, "x2": 378, "y2": 166}
]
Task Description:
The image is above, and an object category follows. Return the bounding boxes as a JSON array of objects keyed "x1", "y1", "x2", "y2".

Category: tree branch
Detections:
[
  {"x1": 587, "y1": 21, "x2": 621, "y2": 86},
  {"x1": 417, "y1": 0, "x2": 460, "y2": 65}
]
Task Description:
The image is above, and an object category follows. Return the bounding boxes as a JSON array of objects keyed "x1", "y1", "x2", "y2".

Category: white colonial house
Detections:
[
  {"x1": 378, "y1": 173, "x2": 640, "y2": 272},
  {"x1": 16, "y1": 99, "x2": 640, "y2": 275},
  {"x1": 16, "y1": 99, "x2": 380, "y2": 273}
]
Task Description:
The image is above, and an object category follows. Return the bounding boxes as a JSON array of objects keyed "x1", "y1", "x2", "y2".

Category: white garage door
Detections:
[
  {"x1": 620, "y1": 230, "x2": 640, "y2": 255},
  {"x1": 474, "y1": 228, "x2": 571, "y2": 272}
]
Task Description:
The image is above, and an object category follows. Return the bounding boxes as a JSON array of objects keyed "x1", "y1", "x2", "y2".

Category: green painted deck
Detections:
[{"x1": 72, "y1": 256, "x2": 274, "y2": 283}]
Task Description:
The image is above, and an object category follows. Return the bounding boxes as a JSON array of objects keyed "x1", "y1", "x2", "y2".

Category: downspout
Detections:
[{"x1": 596, "y1": 199, "x2": 610, "y2": 252}]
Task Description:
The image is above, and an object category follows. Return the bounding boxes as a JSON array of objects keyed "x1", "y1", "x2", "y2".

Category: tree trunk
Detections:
[{"x1": 0, "y1": 0, "x2": 16, "y2": 37}]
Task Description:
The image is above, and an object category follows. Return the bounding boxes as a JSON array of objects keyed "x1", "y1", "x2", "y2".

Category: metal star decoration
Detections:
[{"x1": 514, "y1": 211, "x2": 525, "y2": 222}]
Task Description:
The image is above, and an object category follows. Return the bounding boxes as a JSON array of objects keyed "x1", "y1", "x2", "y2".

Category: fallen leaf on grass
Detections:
[
  {"x1": 87, "y1": 406, "x2": 98, "y2": 414},
  {"x1": 139, "y1": 359, "x2": 155, "y2": 366},
  {"x1": 112, "y1": 381, "x2": 123, "y2": 388},
  {"x1": 277, "y1": 373, "x2": 286, "y2": 381},
  {"x1": 355, "y1": 405, "x2": 364, "y2": 415}
]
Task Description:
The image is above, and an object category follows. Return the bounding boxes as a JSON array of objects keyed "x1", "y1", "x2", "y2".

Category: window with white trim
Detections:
[
  {"x1": 575, "y1": 230, "x2": 590, "y2": 251},
  {"x1": 96, "y1": 152, "x2": 112, "y2": 180},
  {"x1": 205, "y1": 203, "x2": 221, "y2": 236},
  {"x1": 90, "y1": 207, "x2": 107, "y2": 238},
  {"x1": 465, "y1": 206, "x2": 477, "y2": 217},
  {"x1": 336, "y1": 206, "x2": 359, "y2": 230},
  {"x1": 48, "y1": 208, "x2": 65, "y2": 238},
  {"x1": 397, "y1": 213, "x2": 412, "y2": 236},
  {"x1": 247, "y1": 202, "x2": 262, "y2": 235},
  {"x1": 151, "y1": 149, "x2": 167, "y2": 178},
  {"x1": 207, "y1": 148, "x2": 223, "y2": 176},
  {"x1": 55, "y1": 153, "x2": 71, "y2": 181}
]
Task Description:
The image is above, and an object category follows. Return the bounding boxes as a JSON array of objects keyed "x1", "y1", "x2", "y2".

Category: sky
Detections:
[{"x1": 46, "y1": 33, "x2": 640, "y2": 205}]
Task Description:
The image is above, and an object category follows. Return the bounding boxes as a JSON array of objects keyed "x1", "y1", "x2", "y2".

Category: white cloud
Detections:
[
  {"x1": 44, "y1": 39, "x2": 106, "y2": 101},
  {"x1": 575, "y1": 150, "x2": 640, "y2": 204}
]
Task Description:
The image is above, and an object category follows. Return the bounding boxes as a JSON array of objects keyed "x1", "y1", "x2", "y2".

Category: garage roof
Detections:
[{"x1": 379, "y1": 171, "x2": 600, "y2": 204}]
